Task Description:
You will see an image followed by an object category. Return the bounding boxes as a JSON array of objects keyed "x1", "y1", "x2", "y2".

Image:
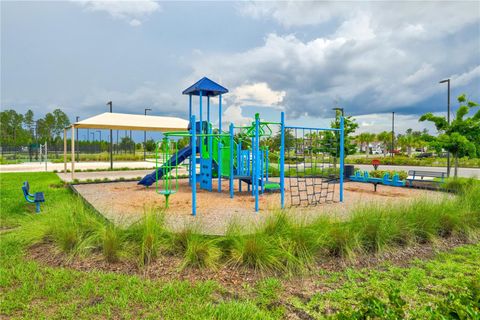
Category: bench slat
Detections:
[{"x1": 408, "y1": 170, "x2": 446, "y2": 178}]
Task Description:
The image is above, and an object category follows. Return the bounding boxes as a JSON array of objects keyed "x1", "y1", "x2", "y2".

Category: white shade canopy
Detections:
[{"x1": 72, "y1": 112, "x2": 189, "y2": 132}]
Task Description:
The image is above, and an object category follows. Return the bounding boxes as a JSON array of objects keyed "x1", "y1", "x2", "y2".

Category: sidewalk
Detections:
[{"x1": 0, "y1": 161, "x2": 156, "y2": 173}]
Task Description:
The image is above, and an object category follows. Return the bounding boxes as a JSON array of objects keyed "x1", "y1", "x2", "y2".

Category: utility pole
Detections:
[
  {"x1": 107, "y1": 101, "x2": 113, "y2": 170},
  {"x1": 144, "y1": 108, "x2": 152, "y2": 161},
  {"x1": 391, "y1": 112, "x2": 395, "y2": 158},
  {"x1": 439, "y1": 79, "x2": 451, "y2": 177}
]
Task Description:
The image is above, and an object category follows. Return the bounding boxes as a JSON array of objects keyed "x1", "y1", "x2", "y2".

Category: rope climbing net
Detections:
[{"x1": 284, "y1": 126, "x2": 341, "y2": 207}]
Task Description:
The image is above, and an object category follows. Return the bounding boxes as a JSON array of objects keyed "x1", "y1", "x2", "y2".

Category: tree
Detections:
[
  {"x1": 145, "y1": 138, "x2": 157, "y2": 152},
  {"x1": 356, "y1": 132, "x2": 376, "y2": 157},
  {"x1": 119, "y1": 136, "x2": 135, "y2": 154},
  {"x1": 0, "y1": 109, "x2": 31, "y2": 158},
  {"x1": 271, "y1": 128, "x2": 295, "y2": 152},
  {"x1": 177, "y1": 136, "x2": 190, "y2": 150},
  {"x1": 420, "y1": 94, "x2": 479, "y2": 177},
  {"x1": 397, "y1": 131, "x2": 417, "y2": 157},
  {"x1": 376, "y1": 131, "x2": 392, "y2": 157},
  {"x1": 330, "y1": 110, "x2": 359, "y2": 157},
  {"x1": 24, "y1": 110, "x2": 35, "y2": 142}
]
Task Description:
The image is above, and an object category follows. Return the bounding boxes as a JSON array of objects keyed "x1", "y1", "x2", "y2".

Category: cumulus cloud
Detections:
[
  {"x1": 220, "y1": 82, "x2": 285, "y2": 126},
  {"x1": 232, "y1": 82, "x2": 285, "y2": 108},
  {"x1": 75, "y1": 0, "x2": 160, "y2": 26},
  {"x1": 191, "y1": 1, "x2": 479, "y2": 122}
]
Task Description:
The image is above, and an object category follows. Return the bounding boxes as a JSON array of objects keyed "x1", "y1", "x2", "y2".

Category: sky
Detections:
[{"x1": 1, "y1": 1, "x2": 479, "y2": 142}]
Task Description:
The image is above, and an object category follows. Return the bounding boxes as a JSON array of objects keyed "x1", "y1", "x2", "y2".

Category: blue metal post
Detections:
[
  {"x1": 189, "y1": 94, "x2": 192, "y2": 185},
  {"x1": 191, "y1": 115, "x2": 197, "y2": 216},
  {"x1": 251, "y1": 136, "x2": 254, "y2": 195},
  {"x1": 218, "y1": 94, "x2": 222, "y2": 192},
  {"x1": 266, "y1": 148, "x2": 269, "y2": 182},
  {"x1": 207, "y1": 96, "x2": 210, "y2": 125},
  {"x1": 280, "y1": 112, "x2": 285, "y2": 209},
  {"x1": 239, "y1": 140, "x2": 242, "y2": 192},
  {"x1": 247, "y1": 149, "x2": 251, "y2": 192},
  {"x1": 229, "y1": 123, "x2": 234, "y2": 198},
  {"x1": 260, "y1": 150, "x2": 264, "y2": 194},
  {"x1": 207, "y1": 96, "x2": 212, "y2": 184},
  {"x1": 254, "y1": 114, "x2": 260, "y2": 212},
  {"x1": 339, "y1": 116, "x2": 345, "y2": 202},
  {"x1": 199, "y1": 90, "x2": 203, "y2": 162}
]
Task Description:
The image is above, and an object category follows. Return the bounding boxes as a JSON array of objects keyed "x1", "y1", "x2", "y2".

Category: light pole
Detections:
[
  {"x1": 439, "y1": 79, "x2": 451, "y2": 177},
  {"x1": 144, "y1": 108, "x2": 152, "y2": 161},
  {"x1": 391, "y1": 112, "x2": 395, "y2": 158},
  {"x1": 107, "y1": 101, "x2": 113, "y2": 169},
  {"x1": 332, "y1": 107, "x2": 344, "y2": 117}
]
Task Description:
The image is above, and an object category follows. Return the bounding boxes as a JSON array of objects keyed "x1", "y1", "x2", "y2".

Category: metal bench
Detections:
[
  {"x1": 407, "y1": 170, "x2": 446, "y2": 188},
  {"x1": 21, "y1": 181, "x2": 45, "y2": 213}
]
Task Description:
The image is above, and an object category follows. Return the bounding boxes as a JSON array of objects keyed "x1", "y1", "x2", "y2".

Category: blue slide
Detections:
[{"x1": 138, "y1": 145, "x2": 193, "y2": 187}]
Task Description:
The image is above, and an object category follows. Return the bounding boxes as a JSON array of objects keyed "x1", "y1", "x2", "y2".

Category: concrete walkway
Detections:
[
  {"x1": 0, "y1": 161, "x2": 156, "y2": 173},
  {"x1": 56, "y1": 167, "x2": 189, "y2": 182}
]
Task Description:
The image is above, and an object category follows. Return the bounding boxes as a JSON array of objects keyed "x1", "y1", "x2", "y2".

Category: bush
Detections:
[
  {"x1": 182, "y1": 235, "x2": 221, "y2": 269},
  {"x1": 441, "y1": 177, "x2": 480, "y2": 194},
  {"x1": 346, "y1": 155, "x2": 480, "y2": 168},
  {"x1": 369, "y1": 170, "x2": 408, "y2": 180},
  {"x1": 20, "y1": 176, "x2": 480, "y2": 274},
  {"x1": 125, "y1": 210, "x2": 166, "y2": 266}
]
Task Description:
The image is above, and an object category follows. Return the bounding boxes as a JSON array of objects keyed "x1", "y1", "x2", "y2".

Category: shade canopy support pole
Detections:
[
  {"x1": 63, "y1": 128, "x2": 67, "y2": 174},
  {"x1": 218, "y1": 94, "x2": 222, "y2": 192},
  {"x1": 71, "y1": 125, "x2": 75, "y2": 181}
]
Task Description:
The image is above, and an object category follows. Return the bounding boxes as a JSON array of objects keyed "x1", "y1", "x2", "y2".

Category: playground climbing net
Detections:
[{"x1": 285, "y1": 127, "x2": 341, "y2": 207}]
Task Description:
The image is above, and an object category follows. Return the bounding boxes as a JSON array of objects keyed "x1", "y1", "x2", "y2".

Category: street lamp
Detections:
[
  {"x1": 332, "y1": 107, "x2": 344, "y2": 117},
  {"x1": 439, "y1": 79, "x2": 451, "y2": 177},
  {"x1": 107, "y1": 101, "x2": 113, "y2": 169},
  {"x1": 144, "y1": 108, "x2": 152, "y2": 161}
]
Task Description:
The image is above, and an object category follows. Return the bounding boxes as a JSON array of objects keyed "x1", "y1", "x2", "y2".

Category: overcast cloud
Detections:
[{"x1": 1, "y1": 1, "x2": 479, "y2": 136}]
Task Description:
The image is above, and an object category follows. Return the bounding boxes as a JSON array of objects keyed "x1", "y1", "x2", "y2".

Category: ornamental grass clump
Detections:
[
  {"x1": 125, "y1": 209, "x2": 167, "y2": 266},
  {"x1": 181, "y1": 234, "x2": 222, "y2": 269}
]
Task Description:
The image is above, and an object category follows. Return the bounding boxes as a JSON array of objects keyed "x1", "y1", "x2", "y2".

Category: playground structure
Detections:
[{"x1": 138, "y1": 77, "x2": 345, "y2": 216}]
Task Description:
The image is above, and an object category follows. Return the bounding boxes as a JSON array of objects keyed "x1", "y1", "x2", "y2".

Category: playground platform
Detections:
[{"x1": 72, "y1": 179, "x2": 439, "y2": 235}]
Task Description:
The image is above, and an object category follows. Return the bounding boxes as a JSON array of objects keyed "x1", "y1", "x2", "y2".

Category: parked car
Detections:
[{"x1": 416, "y1": 152, "x2": 433, "y2": 159}]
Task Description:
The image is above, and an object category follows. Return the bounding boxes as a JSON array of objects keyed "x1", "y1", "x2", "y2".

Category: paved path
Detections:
[
  {"x1": 57, "y1": 167, "x2": 189, "y2": 182},
  {"x1": 354, "y1": 164, "x2": 480, "y2": 178},
  {"x1": 0, "y1": 161, "x2": 156, "y2": 173},
  {"x1": 57, "y1": 170, "x2": 153, "y2": 182}
]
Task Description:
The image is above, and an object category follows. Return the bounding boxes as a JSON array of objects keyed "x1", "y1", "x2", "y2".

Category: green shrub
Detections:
[
  {"x1": 125, "y1": 210, "x2": 166, "y2": 266},
  {"x1": 441, "y1": 177, "x2": 480, "y2": 194},
  {"x1": 229, "y1": 235, "x2": 284, "y2": 273},
  {"x1": 427, "y1": 280, "x2": 480, "y2": 319},
  {"x1": 182, "y1": 235, "x2": 221, "y2": 269},
  {"x1": 335, "y1": 288, "x2": 407, "y2": 319},
  {"x1": 369, "y1": 170, "x2": 408, "y2": 180}
]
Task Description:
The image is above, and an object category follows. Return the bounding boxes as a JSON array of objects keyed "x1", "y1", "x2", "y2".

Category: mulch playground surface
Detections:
[{"x1": 73, "y1": 179, "x2": 439, "y2": 235}]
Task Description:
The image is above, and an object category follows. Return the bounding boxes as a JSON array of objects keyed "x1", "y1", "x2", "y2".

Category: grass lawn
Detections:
[{"x1": 1, "y1": 172, "x2": 479, "y2": 319}]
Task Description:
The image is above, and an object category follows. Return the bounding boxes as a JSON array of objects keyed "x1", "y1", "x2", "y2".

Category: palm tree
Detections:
[{"x1": 376, "y1": 131, "x2": 391, "y2": 157}]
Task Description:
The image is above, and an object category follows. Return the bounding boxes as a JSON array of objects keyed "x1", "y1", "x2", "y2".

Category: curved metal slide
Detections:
[{"x1": 138, "y1": 145, "x2": 193, "y2": 187}]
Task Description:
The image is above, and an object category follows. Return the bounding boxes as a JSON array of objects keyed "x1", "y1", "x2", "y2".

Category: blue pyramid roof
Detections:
[{"x1": 182, "y1": 77, "x2": 229, "y2": 97}]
